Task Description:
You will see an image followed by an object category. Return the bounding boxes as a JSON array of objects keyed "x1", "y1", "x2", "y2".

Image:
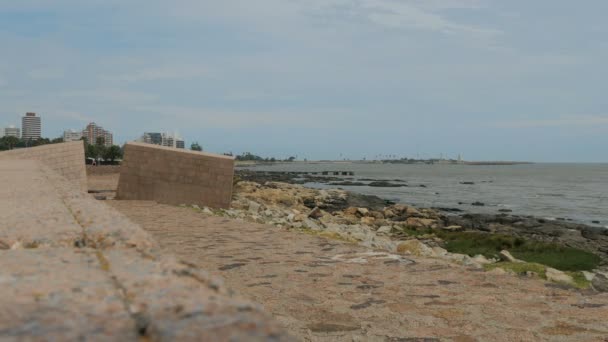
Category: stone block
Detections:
[{"x1": 117, "y1": 143, "x2": 235, "y2": 209}]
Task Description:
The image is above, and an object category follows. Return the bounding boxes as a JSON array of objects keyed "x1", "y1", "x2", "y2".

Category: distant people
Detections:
[{"x1": 92, "y1": 159, "x2": 97, "y2": 166}]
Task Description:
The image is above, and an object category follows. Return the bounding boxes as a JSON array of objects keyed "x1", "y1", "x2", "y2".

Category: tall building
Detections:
[
  {"x1": 82, "y1": 122, "x2": 113, "y2": 147},
  {"x1": 63, "y1": 129, "x2": 83, "y2": 142},
  {"x1": 2, "y1": 125, "x2": 20, "y2": 138},
  {"x1": 21, "y1": 112, "x2": 41, "y2": 140},
  {"x1": 142, "y1": 132, "x2": 163, "y2": 145},
  {"x1": 139, "y1": 132, "x2": 185, "y2": 149}
]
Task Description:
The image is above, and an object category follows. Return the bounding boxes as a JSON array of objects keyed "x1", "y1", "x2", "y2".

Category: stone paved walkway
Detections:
[{"x1": 109, "y1": 200, "x2": 608, "y2": 342}]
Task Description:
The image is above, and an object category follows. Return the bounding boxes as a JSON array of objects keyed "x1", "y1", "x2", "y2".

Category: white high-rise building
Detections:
[
  {"x1": 21, "y1": 112, "x2": 41, "y2": 140},
  {"x1": 2, "y1": 125, "x2": 20, "y2": 138},
  {"x1": 63, "y1": 129, "x2": 83, "y2": 142}
]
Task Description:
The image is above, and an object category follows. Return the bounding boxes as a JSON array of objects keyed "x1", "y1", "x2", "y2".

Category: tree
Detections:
[
  {"x1": 51, "y1": 137, "x2": 64, "y2": 144},
  {"x1": 0, "y1": 136, "x2": 20, "y2": 150},
  {"x1": 191, "y1": 142, "x2": 203, "y2": 151},
  {"x1": 85, "y1": 144, "x2": 97, "y2": 161},
  {"x1": 95, "y1": 136, "x2": 105, "y2": 147},
  {"x1": 103, "y1": 145, "x2": 122, "y2": 163}
]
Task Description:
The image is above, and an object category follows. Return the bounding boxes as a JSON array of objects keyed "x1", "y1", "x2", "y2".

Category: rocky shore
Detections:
[{"x1": 201, "y1": 173, "x2": 608, "y2": 292}]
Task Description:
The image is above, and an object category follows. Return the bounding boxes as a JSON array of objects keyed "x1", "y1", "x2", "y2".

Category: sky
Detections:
[{"x1": 0, "y1": 0, "x2": 607, "y2": 162}]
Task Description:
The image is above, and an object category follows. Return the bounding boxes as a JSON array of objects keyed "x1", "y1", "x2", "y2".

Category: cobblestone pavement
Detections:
[
  {"x1": 109, "y1": 200, "x2": 608, "y2": 342},
  {"x1": 1, "y1": 161, "x2": 289, "y2": 341}
]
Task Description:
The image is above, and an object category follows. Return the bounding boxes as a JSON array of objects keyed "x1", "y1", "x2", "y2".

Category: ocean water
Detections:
[{"x1": 242, "y1": 162, "x2": 608, "y2": 227}]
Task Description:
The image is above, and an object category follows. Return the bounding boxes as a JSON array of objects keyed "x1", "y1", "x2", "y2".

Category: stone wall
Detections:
[
  {"x1": 0, "y1": 159, "x2": 290, "y2": 341},
  {"x1": 0, "y1": 141, "x2": 87, "y2": 191},
  {"x1": 117, "y1": 142, "x2": 235, "y2": 209}
]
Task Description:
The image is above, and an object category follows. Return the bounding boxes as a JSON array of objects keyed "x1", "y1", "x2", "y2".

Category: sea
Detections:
[{"x1": 241, "y1": 162, "x2": 608, "y2": 228}]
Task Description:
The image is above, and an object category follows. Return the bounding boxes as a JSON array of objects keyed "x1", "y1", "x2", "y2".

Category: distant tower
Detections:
[{"x1": 22, "y1": 112, "x2": 41, "y2": 140}]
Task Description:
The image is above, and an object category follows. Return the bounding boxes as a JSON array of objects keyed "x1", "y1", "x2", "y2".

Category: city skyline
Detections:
[{"x1": 1, "y1": 2, "x2": 607, "y2": 162}]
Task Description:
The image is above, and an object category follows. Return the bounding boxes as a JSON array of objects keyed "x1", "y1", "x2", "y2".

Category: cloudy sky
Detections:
[{"x1": 1, "y1": 1, "x2": 607, "y2": 161}]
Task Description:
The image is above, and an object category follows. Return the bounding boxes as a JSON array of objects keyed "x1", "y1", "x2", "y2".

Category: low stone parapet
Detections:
[
  {"x1": 0, "y1": 141, "x2": 87, "y2": 191},
  {"x1": 117, "y1": 142, "x2": 235, "y2": 209}
]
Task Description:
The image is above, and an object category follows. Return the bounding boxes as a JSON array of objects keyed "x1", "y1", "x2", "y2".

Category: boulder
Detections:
[
  {"x1": 383, "y1": 209, "x2": 397, "y2": 219},
  {"x1": 443, "y1": 225, "x2": 464, "y2": 232},
  {"x1": 582, "y1": 271, "x2": 596, "y2": 282},
  {"x1": 377, "y1": 226, "x2": 392, "y2": 235},
  {"x1": 471, "y1": 254, "x2": 492, "y2": 265},
  {"x1": 343, "y1": 207, "x2": 359, "y2": 216},
  {"x1": 248, "y1": 201, "x2": 261, "y2": 214},
  {"x1": 431, "y1": 246, "x2": 448, "y2": 257},
  {"x1": 357, "y1": 208, "x2": 370, "y2": 216},
  {"x1": 487, "y1": 267, "x2": 507, "y2": 275},
  {"x1": 308, "y1": 207, "x2": 323, "y2": 219},
  {"x1": 370, "y1": 211, "x2": 385, "y2": 220},
  {"x1": 498, "y1": 250, "x2": 522, "y2": 263},
  {"x1": 405, "y1": 217, "x2": 437, "y2": 229},
  {"x1": 406, "y1": 207, "x2": 422, "y2": 217},
  {"x1": 546, "y1": 267, "x2": 574, "y2": 285},
  {"x1": 591, "y1": 273, "x2": 608, "y2": 292},
  {"x1": 392, "y1": 204, "x2": 408, "y2": 213},
  {"x1": 360, "y1": 217, "x2": 376, "y2": 226},
  {"x1": 396, "y1": 240, "x2": 435, "y2": 257},
  {"x1": 303, "y1": 218, "x2": 323, "y2": 231}
]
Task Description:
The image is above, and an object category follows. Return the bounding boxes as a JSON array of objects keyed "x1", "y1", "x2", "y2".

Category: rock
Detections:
[
  {"x1": 582, "y1": 271, "x2": 596, "y2": 282},
  {"x1": 471, "y1": 254, "x2": 492, "y2": 265},
  {"x1": 396, "y1": 240, "x2": 435, "y2": 257},
  {"x1": 287, "y1": 213, "x2": 295, "y2": 222},
  {"x1": 360, "y1": 217, "x2": 376, "y2": 226},
  {"x1": 432, "y1": 246, "x2": 448, "y2": 257},
  {"x1": 443, "y1": 225, "x2": 463, "y2": 232},
  {"x1": 405, "y1": 217, "x2": 437, "y2": 229},
  {"x1": 303, "y1": 218, "x2": 323, "y2": 231},
  {"x1": 383, "y1": 209, "x2": 396, "y2": 219},
  {"x1": 369, "y1": 211, "x2": 385, "y2": 220},
  {"x1": 248, "y1": 201, "x2": 261, "y2": 214},
  {"x1": 406, "y1": 207, "x2": 422, "y2": 217},
  {"x1": 308, "y1": 207, "x2": 323, "y2": 219},
  {"x1": 488, "y1": 267, "x2": 507, "y2": 275},
  {"x1": 344, "y1": 207, "x2": 359, "y2": 216},
  {"x1": 592, "y1": 273, "x2": 608, "y2": 292},
  {"x1": 377, "y1": 226, "x2": 392, "y2": 235},
  {"x1": 546, "y1": 267, "x2": 574, "y2": 285},
  {"x1": 463, "y1": 255, "x2": 484, "y2": 269},
  {"x1": 294, "y1": 214, "x2": 306, "y2": 222},
  {"x1": 498, "y1": 250, "x2": 522, "y2": 263},
  {"x1": 356, "y1": 208, "x2": 369, "y2": 216},
  {"x1": 202, "y1": 207, "x2": 214, "y2": 215},
  {"x1": 471, "y1": 201, "x2": 485, "y2": 206}
]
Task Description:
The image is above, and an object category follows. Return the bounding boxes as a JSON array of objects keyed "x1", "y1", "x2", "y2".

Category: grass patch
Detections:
[
  {"x1": 484, "y1": 262, "x2": 592, "y2": 289},
  {"x1": 436, "y1": 231, "x2": 600, "y2": 272},
  {"x1": 567, "y1": 271, "x2": 592, "y2": 289},
  {"x1": 485, "y1": 261, "x2": 547, "y2": 277},
  {"x1": 398, "y1": 226, "x2": 434, "y2": 237}
]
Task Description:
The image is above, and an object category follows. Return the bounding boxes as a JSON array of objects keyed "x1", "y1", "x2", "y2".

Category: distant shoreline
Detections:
[{"x1": 236, "y1": 160, "x2": 534, "y2": 167}]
